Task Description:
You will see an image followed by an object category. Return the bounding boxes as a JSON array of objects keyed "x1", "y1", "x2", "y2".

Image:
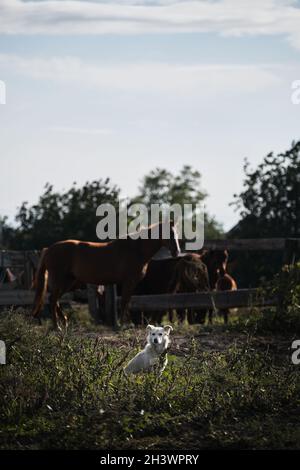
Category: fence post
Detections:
[
  {"x1": 23, "y1": 254, "x2": 33, "y2": 290},
  {"x1": 87, "y1": 284, "x2": 99, "y2": 322},
  {"x1": 104, "y1": 284, "x2": 118, "y2": 328},
  {"x1": 283, "y1": 239, "x2": 299, "y2": 265},
  {"x1": 23, "y1": 250, "x2": 40, "y2": 289}
]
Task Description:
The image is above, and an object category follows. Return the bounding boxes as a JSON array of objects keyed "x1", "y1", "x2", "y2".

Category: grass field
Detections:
[{"x1": 0, "y1": 306, "x2": 299, "y2": 450}]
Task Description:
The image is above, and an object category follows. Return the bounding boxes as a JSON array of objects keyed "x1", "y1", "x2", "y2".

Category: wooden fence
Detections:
[
  {"x1": 0, "y1": 238, "x2": 299, "y2": 325},
  {"x1": 126, "y1": 288, "x2": 275, "y2": 312}
]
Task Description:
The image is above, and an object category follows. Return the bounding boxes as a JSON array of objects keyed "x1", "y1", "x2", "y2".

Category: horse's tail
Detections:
[{"x1": 31, "y1": 248, "x2": 48, "y2": 318}]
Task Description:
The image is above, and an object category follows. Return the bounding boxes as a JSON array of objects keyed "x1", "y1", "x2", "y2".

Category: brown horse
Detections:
[
  {"x1": 168, "y1": 253, "x2": 210, "y2": 323},
  {"x1": 31, "y1": 222, "x2": 180, "y2": 329},
  {"x1": 126, "y1": 253, "x2": 210, "y2": 325},
  {"x1": 200, "y1": 250, "x2": 229, "y2": 289},
  {"x1": 126, "y1": 249, "x2": 228, "y2": 325},
  {"x1": 200, "y1": 249, "x2": 229, "y2": 323},
  {"x1": 216, "y1": 266, "x2": 237, "y2": 324}
]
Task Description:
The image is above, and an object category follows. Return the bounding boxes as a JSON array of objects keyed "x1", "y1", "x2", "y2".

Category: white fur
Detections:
[{"x1": 124, "y1": 324, "x2": 173, "y2": 375}]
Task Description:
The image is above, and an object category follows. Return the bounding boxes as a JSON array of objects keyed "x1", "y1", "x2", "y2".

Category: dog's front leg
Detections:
[{"x1": 158, "y1": 354, "x2": 168, "y2": 376}]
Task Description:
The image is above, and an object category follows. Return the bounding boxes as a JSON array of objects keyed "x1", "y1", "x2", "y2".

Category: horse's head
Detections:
[
  {"x1": 162, "y1": 220, "x2": 181, "y2": 258},
  {"x1": 201, "y1": 249, "x2": 229, "y2": 288}
]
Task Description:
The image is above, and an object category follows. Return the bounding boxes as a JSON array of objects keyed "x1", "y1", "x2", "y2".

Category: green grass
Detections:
[{"x1": 0, "y1": 309, "x2": 299, "y2": 450}]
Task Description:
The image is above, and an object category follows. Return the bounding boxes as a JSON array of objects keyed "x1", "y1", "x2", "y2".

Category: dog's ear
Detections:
[
  {"x1": 146, "y1": 324, "x2": 155, "y2": 332},
  {"x1": 164, "y1": 325, "x2": 173, "y2": 335}
]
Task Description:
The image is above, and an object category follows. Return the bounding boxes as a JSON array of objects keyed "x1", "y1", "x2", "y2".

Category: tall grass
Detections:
[{"x1": 0, "y1": 310, "x2": 299, "y2": 450}]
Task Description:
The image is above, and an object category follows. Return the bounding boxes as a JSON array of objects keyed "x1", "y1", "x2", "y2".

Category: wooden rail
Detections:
[
  {"x1": 0, "y1": 287, "x2": 274, "y2": 312},
  {"x1": 0, "y1": 290, "x2": 73, "y2": 306},
  {"x1": 120, "y1": 288, "x2": 276, "y2": 312}
]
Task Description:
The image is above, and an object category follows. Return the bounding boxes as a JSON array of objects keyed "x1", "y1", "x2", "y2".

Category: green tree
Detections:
[
  {"x1": 231, "y1": 141, "x2": 300, "y2": 238},
  {"x1": 229, "y1": 141, "x2": 300, "y2": 286},
  {"x1": 0, "y1": 216, "x2": 15, "y2": 249},
  {"x1": 4, "y1": 166, "x2": 223, "y2": 250},
  {"x1": 137, "y1": 166, "x2": 206, "y2": 206},
  {"x1": 134, "y1": 165, "x2": 223, "y2": 239},
  {"x1": 10, "y1": 179, "x2": 120, "y2": 249}
]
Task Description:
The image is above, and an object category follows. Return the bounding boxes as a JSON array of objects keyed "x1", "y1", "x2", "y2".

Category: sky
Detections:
[{"x1": 0, "y1": 0, "x2": 300, "y2": 232}]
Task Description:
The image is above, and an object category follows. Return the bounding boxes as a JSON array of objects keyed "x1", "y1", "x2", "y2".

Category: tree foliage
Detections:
[
  {"x1": 137, "y1": 166, "x2": 206, "y2": 206},
  {"x1": 9, "y1": 179, "x2": 120, "y2": 249},
  {"x1": 1, "y1": 165, "x2": 223, "y2": 250},
  {"x1": 229, "y1": 141, "x2": 300, "y2": 287},
  {"x1": 134, "y1": 165, "x2": 223, "y2": 239},
  {"x1": 231, "y1": 141, "x2": 300, "y2": 238}
]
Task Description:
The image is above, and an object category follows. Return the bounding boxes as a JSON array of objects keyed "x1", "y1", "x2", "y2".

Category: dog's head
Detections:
[{"x1": 146, "y1": 324, "x2": 173, "y2": 351}]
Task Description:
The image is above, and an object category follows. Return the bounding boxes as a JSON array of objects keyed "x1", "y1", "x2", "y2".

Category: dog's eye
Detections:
[
  {"x1": 152, "y1": 333, "x2": 155, "y2": 336},
  {"x1": 159, "y1": 333, "x2": 162, "y2": 336}
]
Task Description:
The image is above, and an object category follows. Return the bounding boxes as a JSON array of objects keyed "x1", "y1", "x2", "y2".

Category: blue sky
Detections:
[{"x1": 0, "y1": 0, "x2": 300, "y2": 231}]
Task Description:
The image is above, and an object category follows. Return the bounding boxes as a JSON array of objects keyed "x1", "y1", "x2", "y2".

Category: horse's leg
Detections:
[
  {"x1": 56, "y1": 277, "x2": 78, "y2": 328},
  {"x1": 222, "y1": 309, "x2": 229, "y2": 324},
  {"x1": 196, "y1": 309, "x2": 207, "y2": 324},
  {"x1": 120, "y1": 293, "x2": 131, "y2": 325},
  {"x1": 155, "y1": 311, "x2": 164, "y2": 325},
  {"x1": 57, "y1": 279, "x2": 77, "y2": 328},
  {"x1": 49, "y1": 290, "x2": 62, "y2": 330},
  {"x1": 47, "y1": 267, "x2": 75, "y2": 330},
  {"x1": 57, "y1": 303, "x2": 68, "y2": 328},
  {"x1": 187, "y1": 308, "x2": 195, "y2": 324},
  {"x1": 120, "y1": 280, "x2": 138, "y2": 325},
  {"x1": 177, "y1": 308, "x2": 186, "y2": 323}
]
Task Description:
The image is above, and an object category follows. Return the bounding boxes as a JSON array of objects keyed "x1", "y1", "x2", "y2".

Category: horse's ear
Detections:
[
  {"x1": 164, "y1": 325, "x2": 173, "y2": 335},
  {"x1": 146, "y1": 324, "x2": 155, "y2": 332}
]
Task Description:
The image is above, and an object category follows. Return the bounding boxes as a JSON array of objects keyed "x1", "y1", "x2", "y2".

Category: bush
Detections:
[{"x1": 238, "y1": 263, "x2": 300, "y2": 335}]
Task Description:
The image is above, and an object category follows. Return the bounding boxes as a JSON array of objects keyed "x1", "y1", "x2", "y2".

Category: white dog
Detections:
[{"x1": 124, "y1": 324, "x2": 173, "y2": 375}]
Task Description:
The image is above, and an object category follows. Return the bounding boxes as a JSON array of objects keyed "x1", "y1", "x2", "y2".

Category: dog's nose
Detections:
[{"x1": 154, "y1": 338, "x2": 158, "y2": 344}]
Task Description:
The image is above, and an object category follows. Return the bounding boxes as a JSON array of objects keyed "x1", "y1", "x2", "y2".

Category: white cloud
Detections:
[
  {"x1": 1, "y1": 0, "x2": 300, "y2": 48},
  {"x1": 0, "y1": 53, "x2": 282, "y2": 96}
]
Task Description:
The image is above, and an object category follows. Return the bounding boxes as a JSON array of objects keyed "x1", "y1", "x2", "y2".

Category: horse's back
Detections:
[{"x1": 45, "y1": 239, "x2": 128, "y2": 284}]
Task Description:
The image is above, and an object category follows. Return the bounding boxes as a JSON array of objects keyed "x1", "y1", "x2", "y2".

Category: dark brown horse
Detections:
[
  {"x1": 32, "y1": 222, "x2": 180, "y2": 329},
  {"x1": 200, "y1": 250, "x2": 229, "y2": 289},
  {"x1": 130, "y1": 256, "x2": 178, "y2": 324},
  {"x1": 168, "y1": 253, "x2": 210, "y2": 323},
  {"x1": 128, "y1": 249, "x2": 229, "y2": 325},
  {"x1": 129, "y1": 253, "x2": 209, "y2": 325}
]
